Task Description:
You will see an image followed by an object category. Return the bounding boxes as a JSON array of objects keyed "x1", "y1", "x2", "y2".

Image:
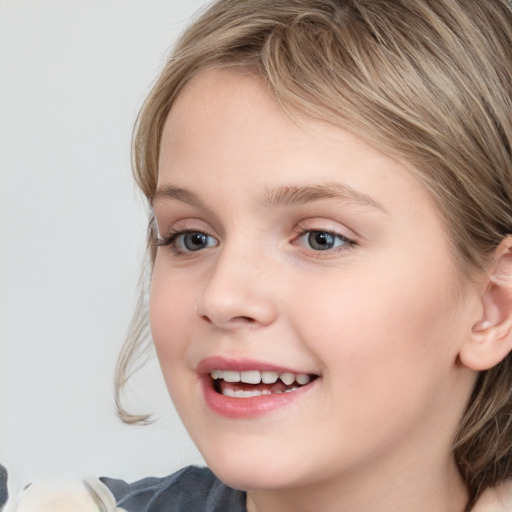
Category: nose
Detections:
[{"x1": 196, "y1": 242, "x2": 278, "y2": 330}]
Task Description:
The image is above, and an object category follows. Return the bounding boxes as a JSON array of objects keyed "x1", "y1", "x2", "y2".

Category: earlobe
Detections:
[{"x1": 459, "y1": 237, "x2": 512, "y2": 371}]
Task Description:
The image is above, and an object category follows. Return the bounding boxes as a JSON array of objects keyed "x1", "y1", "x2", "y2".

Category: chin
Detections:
[
  {"x1": 211, "y1": 464, "x2": 296, "y2": 491},
  {"x1": 200, "y1": 443, "x2": 312, "y2": 491}
]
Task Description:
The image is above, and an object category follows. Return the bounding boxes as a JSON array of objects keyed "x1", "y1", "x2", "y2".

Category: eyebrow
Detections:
[
  {"x1": 261, "y1": 183, "x2": 387, "y2": 212},
  {"x1": 152, "y1": 185, "x2": 203, "y2": 207},
  {"x1": 152, "y1": 182, "x2": 387, "y2": 213}
]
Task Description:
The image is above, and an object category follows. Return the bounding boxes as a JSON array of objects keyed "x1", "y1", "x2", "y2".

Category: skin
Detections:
[{"x1": 150, "y1": 69, "x2": 483, "y2": 512}]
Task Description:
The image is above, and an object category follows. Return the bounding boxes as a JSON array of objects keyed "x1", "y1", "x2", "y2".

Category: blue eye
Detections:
[
  {"x1": 298, "y1": 230, "x2": 352, "y2": 251},
  {"x1": 157, "y1": 230, "x2": 218, "y2": 253},
  {"x1": 179, "y1": 232, "x2": 215, "y2": 251}
]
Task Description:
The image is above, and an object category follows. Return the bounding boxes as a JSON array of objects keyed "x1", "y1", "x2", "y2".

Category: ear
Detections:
[{"x1": 459, "y1": 236, "x2": 512, "y2": 371}]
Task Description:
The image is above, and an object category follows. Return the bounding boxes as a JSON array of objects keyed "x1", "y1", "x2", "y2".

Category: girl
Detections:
[{"x1": 108, "y1": 0, "x2": 512, "y2": 511}]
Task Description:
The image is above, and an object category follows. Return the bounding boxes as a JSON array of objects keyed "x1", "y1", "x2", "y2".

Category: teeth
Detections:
[
  {"x1": 223, "y1": 371, "x2": 240, "y2": 383},
  {"x1": 210, "y1": 369, "x2": 313, "y2": 386},
  {"x1": 296, "y1": 373, "x2": 311, "y2": 385},
  {"x1": 280, "y1": 372, "x2": 295, "y2": 385},
  {"x1": 222, "y1": 388, "x2": 272, "y2": 398},
  {"x1": 261, "y1": 371, "x2": 279, "y2": 384},
  {"x1": 240, "y1": 370, "x2": 261, "y2": 384}
]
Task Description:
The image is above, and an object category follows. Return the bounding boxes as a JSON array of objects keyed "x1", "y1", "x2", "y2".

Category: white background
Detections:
[{"x1": 0, "y1": 0, "x2": 210, "y2": 496}]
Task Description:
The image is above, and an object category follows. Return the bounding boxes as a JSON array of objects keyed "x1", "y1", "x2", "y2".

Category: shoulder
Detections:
[
  {"x1": 472, "y1": 480, "x2": 512, "y2": 512},
  {"x1": 101, "y1": 466, "x2": 246, "y2": 512}
]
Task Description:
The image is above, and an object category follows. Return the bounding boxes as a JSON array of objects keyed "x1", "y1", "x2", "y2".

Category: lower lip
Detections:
[{"x1": 200, "y1": 377, "x2": 316, "y2": 418}]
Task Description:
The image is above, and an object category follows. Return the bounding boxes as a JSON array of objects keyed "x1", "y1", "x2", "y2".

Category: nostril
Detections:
[
  {"x1": 233, "y1": 316, "x2": 256, "y2": 324},
  {"x1": 200, "y1": 314, "x2": 256, "y2": 326}
]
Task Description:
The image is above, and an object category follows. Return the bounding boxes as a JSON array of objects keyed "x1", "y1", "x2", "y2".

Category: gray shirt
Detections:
[{"x1": 102, "y1": 466, "x2": 246, "y2": 512}]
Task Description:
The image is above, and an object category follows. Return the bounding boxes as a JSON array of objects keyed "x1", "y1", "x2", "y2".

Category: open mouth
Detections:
[{"x1": 210, "y1": 369, "x2": 319, "y2": 398}]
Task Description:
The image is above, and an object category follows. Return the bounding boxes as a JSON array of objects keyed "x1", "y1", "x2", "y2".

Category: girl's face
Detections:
[{"x1": 150, "y1": 69, "x2": 479, "y2": 497}]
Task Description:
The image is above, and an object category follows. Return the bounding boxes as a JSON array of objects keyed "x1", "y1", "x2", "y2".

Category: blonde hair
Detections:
[{"x1": 116, "y1": 0, "x2": 512, "y2": 506}]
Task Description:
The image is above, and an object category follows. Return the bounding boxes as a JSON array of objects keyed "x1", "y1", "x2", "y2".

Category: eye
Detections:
[
  {"x1": 179, "y1": 232, "x2": 216, "y2": 251},
  {"x1": 157, "y1": 230, "x2": 218, "y2": 253},
  {"x1": 296, "y1": 230, "x2": 354, "y2": 251}
]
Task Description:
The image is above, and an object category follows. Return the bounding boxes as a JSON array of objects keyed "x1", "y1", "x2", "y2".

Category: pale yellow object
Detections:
[{"x1": 7, "y1": 477, "x2": 125, "y2": 512}]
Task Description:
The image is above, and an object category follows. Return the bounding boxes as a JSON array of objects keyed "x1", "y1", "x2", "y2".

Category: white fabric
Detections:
[{"x1": 5, "y1": 477, "x2": 125, "y2": 512}]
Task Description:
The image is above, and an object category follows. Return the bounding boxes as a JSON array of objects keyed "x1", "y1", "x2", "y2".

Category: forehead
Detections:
[
  {"x1": 160, "y1": 70, "x2": 436, "y2": 211},
  {"x1": 160, "y1": 68, "x2": 413, "y2": 188},
  {"x1": 160, "y1": 68, "x2": 293, "y2": 166}
]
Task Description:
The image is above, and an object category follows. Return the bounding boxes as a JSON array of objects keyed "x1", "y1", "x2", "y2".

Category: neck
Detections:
[{"x1": 246, "y1": 456, "x2": 468, "y2": 512}]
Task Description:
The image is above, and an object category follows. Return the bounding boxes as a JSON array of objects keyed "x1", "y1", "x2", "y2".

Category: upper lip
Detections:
[{"x1": 196, "y1": 356, "x2": 317, "y2": 376}]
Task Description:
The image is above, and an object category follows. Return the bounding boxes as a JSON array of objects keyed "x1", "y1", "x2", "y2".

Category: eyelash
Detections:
[{"x1": 156, "y1": 227, "x2": 357, "y2": 256}]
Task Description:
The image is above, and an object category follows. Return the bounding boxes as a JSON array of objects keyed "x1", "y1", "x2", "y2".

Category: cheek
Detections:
[
  {"x1": 288, "y1": 266, "x2": 467, "y2": 451},
  {"x1": 293, "y1": 256, "x2": 463, "y2": 389},
  {"x1": 148, "y1": 263, "x2": 205, "y2": 423},
  {"x1": 149, "y1": 261, "x2": 196, "y2": 366}
]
